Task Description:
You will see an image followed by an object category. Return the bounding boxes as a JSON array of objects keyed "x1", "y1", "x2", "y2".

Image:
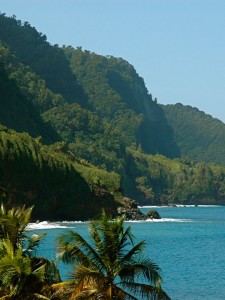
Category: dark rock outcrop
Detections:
[
  {"x1": 117, "y1": 197, "x2": 147, "y2": 220},
  {"x1": 146, "y1": 210, "x2": 161, "y2": 219}
]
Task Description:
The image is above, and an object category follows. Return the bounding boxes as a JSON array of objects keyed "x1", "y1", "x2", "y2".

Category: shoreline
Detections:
[{"x1": 138, "y1": 204, "x2": 224, "y2": 208}]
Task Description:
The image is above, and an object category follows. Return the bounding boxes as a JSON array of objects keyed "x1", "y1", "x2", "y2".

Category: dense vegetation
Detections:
[
  {"x1": 162, "y1": 103, "x2": 225, "y2": 165},
  {"x1": 0, "y1": 126, "x2": 121, "y2": 220},
  {"x1": 1, "y1": 12, "x2": 225, "y2": 214},
  {"x1": 127, "y1": 147, "x2": 225, "y2": 205}
]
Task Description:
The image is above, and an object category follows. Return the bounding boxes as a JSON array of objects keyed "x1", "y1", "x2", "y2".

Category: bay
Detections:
[{"x1": 28, "y1": 206, "x2": 225, "y2": 300}]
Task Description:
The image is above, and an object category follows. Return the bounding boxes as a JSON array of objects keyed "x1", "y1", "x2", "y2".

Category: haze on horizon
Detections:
[{"x1": 1, "y1": 0, "x2": 225, "y2": 122}]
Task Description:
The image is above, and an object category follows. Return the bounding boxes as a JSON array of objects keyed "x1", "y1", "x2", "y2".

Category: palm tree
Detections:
[
  {"x1": 0, "y1": 239, "x2": 49, "y2": 300},
  {"x1": 0, "y1": 204, "x2": 60, "y2": 299},
  {"x1": 0, "y1": 204, "x2": 34, "y2": 252},
  {"x1": 57, "y1": 212, "x2": 170, "y2": 300}
]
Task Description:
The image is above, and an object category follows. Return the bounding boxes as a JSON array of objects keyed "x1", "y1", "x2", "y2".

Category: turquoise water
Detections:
[{"x1": 29, "y1": 206, "x2": 225, "y2": 300}]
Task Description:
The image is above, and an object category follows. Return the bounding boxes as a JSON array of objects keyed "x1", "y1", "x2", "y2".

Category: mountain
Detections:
[
  {"x1": 0, "y1": 126, "x2": 121, "y2": 220},
  {"x1": 63, "y1": 46, "x2": 180, "y2": 158},
  {"x1": 0, "y1": 61, "x2": 57, "y2": 143},
  {"x1": 162, "y1": 103, "x2": 225, "y2": 165},
  {"x1": 1, "y1": 12, "x2": 225, "y2": 214}
]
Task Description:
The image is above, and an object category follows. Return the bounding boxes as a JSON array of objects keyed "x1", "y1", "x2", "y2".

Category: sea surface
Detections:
[{"x1": 27, "y1": 206, "x2": 225, "y2": 300}]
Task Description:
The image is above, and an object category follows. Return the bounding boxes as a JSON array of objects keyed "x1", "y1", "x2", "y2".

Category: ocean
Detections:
[{"x1": 27, "y1": 206, "x2": 225, "y2": 300}]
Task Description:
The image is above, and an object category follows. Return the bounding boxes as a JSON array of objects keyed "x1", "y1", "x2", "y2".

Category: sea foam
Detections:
[{"x1": 26, "y1": 221, "x2": 69, "y2": 230}]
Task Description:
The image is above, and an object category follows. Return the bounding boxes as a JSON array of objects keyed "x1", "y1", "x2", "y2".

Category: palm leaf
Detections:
[
  {"x1": 118, "y1": 281, "x2": 171, "y2": 300},
  {"x1": 57, "y1": 231, "x2": 106, "y2": 273},
  {"x1": 74, "y1": 264, "x2": 105, "y2": 283},
  {"x1": 120, "y1": 240, "x2": 146, "y2": 263},
  {"x1": 119, "y1": 258, "x2": 162, "y2": 286},
  {"x1": 74, "y1": 288, "x2": 98, "y2": 300},
  {"x1": 23, "y1": 233, "x2": 47, "y2": 257}
]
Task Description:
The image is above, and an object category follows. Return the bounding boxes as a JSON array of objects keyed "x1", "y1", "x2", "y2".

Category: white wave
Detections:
[
  {"x1": 139, "y1": 204, "x2": 223, "y2": 208},
  {"x1": 146, "y1": 218, "x2": 193, "y2": 222},
  {"x1": 138, "y1": 206, "x2": 168, "y2": 209},
  {"x1": 62, "y1": 221, "x2": 86, "y2": 224},
  {"x1": 125, "y1": 220, "x2": 144, "y2": 223},
  {"x1": 126, "y1": 218, "x2": 193, "y2": 223},
  {"x1": 175, "y1": 205, "x2": 196, "y2": 207},
  {"x1": 197, "y1": 205, "x2": 223, "y2": 207},
  {"x1": 26, "y1": 221, "x2": 70, "y2": 230}
]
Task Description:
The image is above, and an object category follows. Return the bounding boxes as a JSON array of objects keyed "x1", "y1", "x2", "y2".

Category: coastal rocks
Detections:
[
  {"x1": 146, "y1": 210, "x2": 161, "y2": 219},
  {"x1": 117, "y1": 197, "x2": 147, "y2": 220},
  {"x1": 117, "y1": 197, "x2": 162, "y2": 221}
]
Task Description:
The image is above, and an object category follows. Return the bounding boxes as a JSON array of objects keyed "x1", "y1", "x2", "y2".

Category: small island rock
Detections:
[
  {"x1": 146, "y1": 210, "x2": 161, "y2": 219},
  {"x1": 117, "y1": 197, "x2": 147, "y2": 220}
]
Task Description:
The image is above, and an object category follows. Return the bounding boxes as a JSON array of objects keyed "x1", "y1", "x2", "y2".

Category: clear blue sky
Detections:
[{"x1": 1, "y1": 0, "x2": 225, "y2": 122}]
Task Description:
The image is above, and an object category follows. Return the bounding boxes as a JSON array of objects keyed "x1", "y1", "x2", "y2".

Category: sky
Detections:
[{"x1": 1, "y1": 0, "x2": 225, "y2": 122}]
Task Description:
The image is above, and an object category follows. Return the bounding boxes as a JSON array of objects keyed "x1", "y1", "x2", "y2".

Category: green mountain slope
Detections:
[
  {"x1": 0, "y1": 126, "x2": 121, "y2": 220},
  {"x1": 1, "y1": 12, "x2": 225, "y2": 210},
  {"x1": 162, "y1": 103, "x2": 225, "y2": 165},
  {"x1": 0, "y1": 13, "x2": 87, "y2": 106},
  {"x1": 127, "y1": 147, "x2": 225, "y2": 205},
  {"x1": 0, "y1": 62, "x2": 57, "y2": 143},
  {"x1": 64, "y1": 47, "x2": 180, "y2": 157}
]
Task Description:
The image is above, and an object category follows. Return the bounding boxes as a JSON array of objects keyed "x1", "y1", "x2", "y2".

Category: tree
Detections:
[
  {"x1": 0, "y1": 204, "x2": 60, "y2": 299},
  {"x1": 57, "y1": 212, "x2": 170, "y2": 299},
  {"x1": 0, "y1": 239, "x2": 49, "y2": 300}
]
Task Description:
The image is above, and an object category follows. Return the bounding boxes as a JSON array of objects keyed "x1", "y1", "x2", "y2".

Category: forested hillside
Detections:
[
  {"x1": 162, "y1": 103, "x2": 225, "y2": 165},
  {"x1": 1, "y1": 12, "x2": 225, "y2": 215},
  {"x1": 0, "y1": 62, "x2": 57, "y2": 143},
  {"x1": 64, "y1": 46, "x2": 180, "y2": 157},
  {"x1": 0, "y1": 126, "x2": 121, "y2": 220}
]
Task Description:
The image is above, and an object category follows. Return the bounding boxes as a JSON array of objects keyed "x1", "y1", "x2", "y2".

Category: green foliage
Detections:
[
  {"x1": 0, "y1": 13, "x2": 87, "y2": 106},
  {"x1": 127, "y1": 147, "x2": 225, "y2": 205},
  {"x1": 0, "y1": 128, "x2": 121, "y2": 220},
  {"x1": 0, "y1": 41, "x2": 66, "y2": 113},
  {"x1": 162, "y1": 103, "x2": 225, "y2": 165},
  {"x1": 43, "y1": 103, "x2": 126, "y2": 172},
  {"x1": 1, "y1": 12, "x2": 225, "y2": 207},
  {"x1": 0, "y1": 62, "x2": 57, "y2": 143},
  {"x1": 0, "y1": 204, "x2": 60, "y2": 299},
  {"x1": 57, "y1": 211, "x2": 170, "y2": 299},
  {"x1": 63, "y1": 47, "x2": 179, "y2": 156}
]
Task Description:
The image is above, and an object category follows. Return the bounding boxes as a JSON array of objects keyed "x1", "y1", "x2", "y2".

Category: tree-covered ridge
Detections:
[
  {"x1": 0, "y1": 41, "x2": 66, "y2": 113},
  {"x1": 0, "y1": 12, "x2": 179, "y2": 157},
  {"x1": 43, "y1": 103, "x2": 127, "y2": 172},
  {"x1": 162, "y1": 103, "x2": 225, "y2": 165},
  {"x1": 63, "y1": 47, "x2": 180, "y2": 157},
  {"x1": 0, "y1": 126, "x2": 121, "y2": 220},
  {"x1": 127, "y1": 147, "x2": 225, "y2": 205},
  {"x1": 0, "y1": 12, "x2": 87, "y2": 106},
  {"x1": 1, "y1": 12, "x2": 225, "y2": 208},
  {"x1": 0, "y1": 62, "x2": 57, "y2": 143}
]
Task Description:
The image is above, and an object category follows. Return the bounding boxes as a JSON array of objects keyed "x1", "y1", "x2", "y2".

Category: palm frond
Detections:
[
  {"x1": 74, "y1": 264, "x2": 105, "y2": 284},
  {"x1": 48, "y1": 280, "x2": 77, "y2": 299},
  {"x1": 119, "y1": 258, "x2": 162, "y2": 286},
  {"x1": 0, "y1": 204, "x2": 34, "y2": 251},
  {"x1": 118, "y1": 281, "x2": 171, "y2": 300},
  {"x1": 23, "y1": 233, "x2": 47, "y2": 257},
  {"x1": 18, "y1": 293, "x2": 50, "y2": 300},
  {"x1": 120, "y1": 240, "x2": 146, "y2": 263},
  {"x1": 74, "y1": 288, "x2": 98, "y2": 300},
  {"x1": 57, "y1": 231, "x2": 106, "y2": 273},
  {"x1": 112, "y1": 285, "x2": 139, "y2": 300}
]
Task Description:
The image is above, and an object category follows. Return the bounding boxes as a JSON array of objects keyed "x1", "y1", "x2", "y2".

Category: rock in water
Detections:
[
  {"x1": 146, "y1": 210, "x2": 161, "y2": 219},
  {"x1": 117, "y1": 197, "x2": 147, "y2": 220}
]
